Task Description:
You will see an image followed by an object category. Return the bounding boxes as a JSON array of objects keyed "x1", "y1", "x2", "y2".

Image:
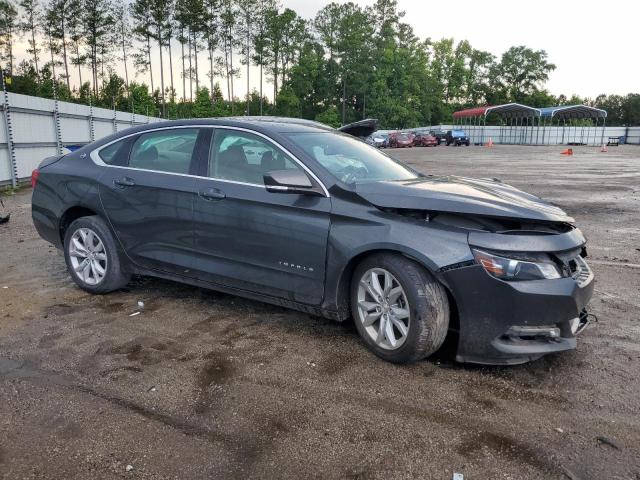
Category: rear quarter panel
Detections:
[{"x1": 32, "y1": 153, "x2": 104, "y2": 248}]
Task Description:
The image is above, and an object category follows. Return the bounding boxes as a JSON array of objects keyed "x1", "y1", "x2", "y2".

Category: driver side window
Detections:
[{"x1": 209, "y1": 129, "x2": 302, "y2": 184}]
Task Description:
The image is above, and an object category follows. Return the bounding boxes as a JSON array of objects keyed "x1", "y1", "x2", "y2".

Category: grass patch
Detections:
[{"x1": 0, "y1": 183, "x2": 29, "y2": 197}]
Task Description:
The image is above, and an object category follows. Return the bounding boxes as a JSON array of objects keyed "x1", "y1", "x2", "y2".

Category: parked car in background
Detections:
[
  {"x1": 366, "y1": 133, "x2": 389, "y2": 148},
  {"x1": 413, "y1": 132, "x2": 439, "y2": 147},
  {"x1": 31, "y1": 117, "x2": 594, "y2": 366},
  {"x1": 446, "y1": 129, "x2": 470, "y2": 146},
  {"x1": 389, "y1": 131, "x2": 414, "y2": 148},
  {"x1": 429, "y1": 129, "x2": 447, "y2": 144}
]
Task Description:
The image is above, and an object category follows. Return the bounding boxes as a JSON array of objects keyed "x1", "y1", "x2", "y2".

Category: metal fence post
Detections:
[
  {"x1": 89, "y1": 101, "x2": 95, "y2": 142},
  {"x1": 112, "y1": 107, "x2": 117, "y2": 133},
  {"x1": 1, "y1": 72, "x2": 18, "y2": 187},
  {"x1": 53, "y1": 97, "x2": 62, "y2": 155}
]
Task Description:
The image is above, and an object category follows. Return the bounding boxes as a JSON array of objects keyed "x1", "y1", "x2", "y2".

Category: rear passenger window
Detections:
[
  {"x1": 98, "y1": 140, "x2": 125, "y2": 165},
  {"x1": 129, "y1": 129, "x2": 199, "y2": 174}
]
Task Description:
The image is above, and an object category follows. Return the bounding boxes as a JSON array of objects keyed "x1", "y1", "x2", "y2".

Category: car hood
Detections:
[
  {"x1": 355, "y1": 175, "x2": 574, "y2": 223},
  {"x1": 338, "y1": 118, "x2": 379, "y2": 138}
]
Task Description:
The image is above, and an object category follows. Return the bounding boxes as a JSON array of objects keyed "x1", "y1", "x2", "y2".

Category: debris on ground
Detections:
[
  {"x1": 596, "y1": 435, "x2": 621, "y2": 450},
  {"x1": 147, "y1": 386, "x2": 156, "y2": 392},
  {"x1": 125, "y1": 464, "x2": 134, "y2": 472},
  {"x1": 0, "y1": 198, "x2": 9, "y2": 224},
  {"x1": 561, "y1": 466, "x2": 579, "y2": 480},
  {"x1": 137, "y1": 300, "x2": 145, "y2": 310},
  {"x1": 453, "y1": 473, "x2": 464, "y2": 480},
  {"x1": 129, "y1": 311, "x2": 141, "y2": 317},
  {"x1": 556, "y1": 427, "x2": 564, "y2": 433}
]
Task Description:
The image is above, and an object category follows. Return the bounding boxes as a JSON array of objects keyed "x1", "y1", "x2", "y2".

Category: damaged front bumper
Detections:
[{"x1": 440, "y1": 228, "x2": 595, "y2": 365}]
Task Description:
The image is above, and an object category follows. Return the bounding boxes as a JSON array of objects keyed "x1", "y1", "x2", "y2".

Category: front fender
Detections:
[{"x1": 321, "y1": 208, "x2": 472, "y2": 317}]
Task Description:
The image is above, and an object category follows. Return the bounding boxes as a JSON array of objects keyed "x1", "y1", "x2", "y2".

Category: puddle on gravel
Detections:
[
  {"x1": 456, "y1": 431, "x2": 557, "y2": 473},
  {"x1": 199, "y1": 354, "x2": 236, "y2": 387}
]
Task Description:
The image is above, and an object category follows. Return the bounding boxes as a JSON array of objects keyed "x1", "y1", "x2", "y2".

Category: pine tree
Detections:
[
  {"x1": 0, "y1": 0, "x2": 19, "y2": 74},
  {"x1": 66, "y1": 0, "x2": 83, "y2": 89},
  {"x1": 113, "y1": 0, "x2": 131, "y2": 89},
  {"x1": 44, "y1": 0, "x2": 73, "y2": 91},
  {"x1": 147, "y1": 0, "x2": 173, "y2": 116},
  {"x1": 83, "y1": 0, "x2": 114, "y2": 94},
  {"x1": 202, "y1": 0, "x2": 219, "y2": 102},
  {"x1": 236, "y1": 0, "x2": 256, "y2": 114},
  {"x1": 130, "y1": 0, "x2": 154, "y2": 94},
  {"x1": 252, "y1": 0, "x2": 277, "y2": 114},
  {"x1": 19, "y1": 0, "x2": 41, "y2": 75}
]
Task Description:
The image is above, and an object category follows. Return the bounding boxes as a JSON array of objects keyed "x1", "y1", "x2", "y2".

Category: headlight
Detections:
[{"x1": 472, "y1": 249, "x2": 562, "y2": 281}]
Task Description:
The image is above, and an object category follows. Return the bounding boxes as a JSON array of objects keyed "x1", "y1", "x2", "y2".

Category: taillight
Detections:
[{"x1": 31, "y1": 168, "x2": 40, "y2": 188}]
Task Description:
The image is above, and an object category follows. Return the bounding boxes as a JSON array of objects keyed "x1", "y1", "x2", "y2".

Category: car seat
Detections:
[{"x1": 217, "y1": 145, "x2": 249, "y2": 181}]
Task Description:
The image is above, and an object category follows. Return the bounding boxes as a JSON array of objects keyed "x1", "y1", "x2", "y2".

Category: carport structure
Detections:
[
  {"x1": 538, "y1": 105, "x2": 607, "y2": 146},
  {"x1": 453, "y1": 103, "x2": 543, "y2": 145}
]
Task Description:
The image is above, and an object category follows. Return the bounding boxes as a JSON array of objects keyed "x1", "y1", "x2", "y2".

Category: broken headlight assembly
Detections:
[{"x1": 472, "y1": 249, "x2": 562, "y2": 281}]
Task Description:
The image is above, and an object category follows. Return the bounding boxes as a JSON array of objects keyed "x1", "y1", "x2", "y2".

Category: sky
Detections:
[{"x1": 10, "y1": 0, "x2": 640, "y2": 101}]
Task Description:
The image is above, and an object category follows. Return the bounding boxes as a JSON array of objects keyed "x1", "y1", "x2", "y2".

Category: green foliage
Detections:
[
  {"x1": 274, "y1": 85, "x2": 300, "y2": 117},
  {"x1": 315, "y1": 106, "x2": 340, "y2": 128},
  {"x1": 192, "y1": 87, "x2": 214, "y2": 117},
  {"x1": 593, "y1": 93, "x2": 640, "y2": 126}
]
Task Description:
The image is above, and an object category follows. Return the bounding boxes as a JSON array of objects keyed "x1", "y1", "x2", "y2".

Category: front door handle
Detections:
[
  {"x1": 114, "y1": 176, "x2": 136, "y2": 187},
  {"x1": 199, "y1": 188, "x2": 226, "y2": 201}
]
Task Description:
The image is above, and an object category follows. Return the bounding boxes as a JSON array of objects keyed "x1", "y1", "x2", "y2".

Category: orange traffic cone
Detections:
[
  {"x1": 601, "y1": 144, "x2": 608, "y2": 152},
  {"x1": 560, "y1": 148, "x2": 573, "y2": 156},
  {"x1": 486, "y1": 137, "x2": 493, "y2": 148}
]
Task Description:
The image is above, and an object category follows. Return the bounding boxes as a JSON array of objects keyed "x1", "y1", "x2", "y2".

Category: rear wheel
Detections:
[
  {"x1": 351, "y1": 254, "x2": 449, "y2": 363},
  {"x1": 63, "y1": 216, "x2": 130, "y2": 294}
]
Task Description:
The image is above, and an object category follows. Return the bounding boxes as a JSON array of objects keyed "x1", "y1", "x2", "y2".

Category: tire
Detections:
[
  {"x1": 63, "y1": 215, "x2": 130, "y2": 294},
  {"x1": 350, "y1": 253, "x2": 449, "y2": 364}
]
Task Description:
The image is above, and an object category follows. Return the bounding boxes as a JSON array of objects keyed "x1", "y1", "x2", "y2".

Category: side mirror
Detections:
[{"x1": 263, "y1": 169, "x2": 323, "y2": 196}]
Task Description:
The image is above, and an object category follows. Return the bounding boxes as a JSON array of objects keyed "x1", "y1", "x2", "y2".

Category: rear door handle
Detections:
[
  {"x1": 198, "y1": 188, "x2": 226, "y2": 200},
  {"x1": 114, "y1": 176, "x2": 136, "y2": 187}
]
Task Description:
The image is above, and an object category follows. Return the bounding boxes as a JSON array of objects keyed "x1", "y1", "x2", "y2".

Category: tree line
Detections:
[{"x1": 1, "y1": 0, "x2": 639, "y2": 127}]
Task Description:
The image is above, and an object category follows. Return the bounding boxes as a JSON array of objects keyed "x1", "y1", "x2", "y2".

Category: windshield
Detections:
[{"x1": 285, "y1": 132, "x2": 419, "y2": 185}]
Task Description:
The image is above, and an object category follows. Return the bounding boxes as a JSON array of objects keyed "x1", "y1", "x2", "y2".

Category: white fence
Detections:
[
  {"x1": 394, "y1": 125, "x2": 640, "y2": 146},
  {"x1": 1, "y1": 92, "x2": 161, "y2": 185},
  {"x1": 2, "y1": 92, "x2": 639, "y2": 185}
]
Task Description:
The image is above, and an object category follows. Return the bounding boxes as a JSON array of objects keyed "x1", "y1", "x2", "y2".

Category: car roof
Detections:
[
  {"x1": 134, "y1": 117, "x2": 335, "y2": 134},
  {"x1": 223, "y1": 116, "x2": 334, "y2": 133},
  {"x1": 76, "y1": 117, "x2": 337, "y2": 154}
]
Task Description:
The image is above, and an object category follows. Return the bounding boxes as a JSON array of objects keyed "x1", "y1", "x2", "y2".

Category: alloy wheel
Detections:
[
  {"x1": 68, "y1": 227, "x2": 108, "y2": 285},
  {"x1": 357, "y1": 268, "x2": 410, "y2": 350}
]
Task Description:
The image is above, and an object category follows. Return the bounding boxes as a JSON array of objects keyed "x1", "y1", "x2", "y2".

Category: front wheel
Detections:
[
  {"x1": 63, "y1": 216, "x2": 130, "y2": 294},
  {"x1": 351, "y1": 254, "x2": 449, "y2": 363}
]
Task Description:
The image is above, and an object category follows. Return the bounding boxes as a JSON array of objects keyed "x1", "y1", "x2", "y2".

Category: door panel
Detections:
[
  {"x1": 97, "y1": 128, "x2": 205, "y2": 274},
  {"x1": 190, "y1": 128, "x2": 331, "y2": 305}
]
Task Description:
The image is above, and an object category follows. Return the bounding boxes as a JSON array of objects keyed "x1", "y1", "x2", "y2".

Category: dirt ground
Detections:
[{"x1": 0, "y1": 145, "x2": 639, "y2": 480}]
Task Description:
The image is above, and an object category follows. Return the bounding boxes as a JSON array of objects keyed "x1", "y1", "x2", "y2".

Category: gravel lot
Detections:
[{"x1": 1, "y1": 145, "x2": 639, "y2": 479}]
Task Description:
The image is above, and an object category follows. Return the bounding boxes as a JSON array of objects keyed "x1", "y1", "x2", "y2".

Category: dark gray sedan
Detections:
[{"x1": 31, "y1": 117, "x2": 594, "y2": 365}]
